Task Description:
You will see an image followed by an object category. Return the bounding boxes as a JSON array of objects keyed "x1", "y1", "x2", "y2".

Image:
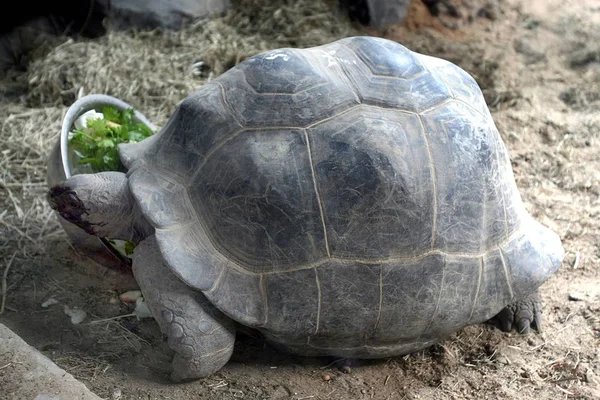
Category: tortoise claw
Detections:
[{"x1": 488, "y1": 291, "x2": 543, "y2": 334}]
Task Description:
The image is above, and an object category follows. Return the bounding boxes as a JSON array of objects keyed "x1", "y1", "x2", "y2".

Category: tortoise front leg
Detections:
[
  {"x1": 488, "y1": 291, "x2": 543, "y2": 334},
  {"x1": 133, "y1": 236, "x2": 236, "y2": 381}
]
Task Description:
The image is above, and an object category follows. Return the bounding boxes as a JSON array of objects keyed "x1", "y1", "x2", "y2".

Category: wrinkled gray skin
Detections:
[{"x1": 47, "y1": 37, "x2": 565, "y2": 382}]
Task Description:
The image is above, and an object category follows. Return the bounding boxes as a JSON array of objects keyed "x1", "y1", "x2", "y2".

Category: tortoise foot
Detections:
[
  {"x1": 132, "y1": 236, "x2": 236, "y2": 381},
  {"x1": 488, "y1": 291, "x2": 543, "y2": 334}
]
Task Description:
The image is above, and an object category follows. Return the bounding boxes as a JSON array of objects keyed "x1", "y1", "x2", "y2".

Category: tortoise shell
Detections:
[{"x1": 120, "y1": 36, "x2": 563, "y2": 356}]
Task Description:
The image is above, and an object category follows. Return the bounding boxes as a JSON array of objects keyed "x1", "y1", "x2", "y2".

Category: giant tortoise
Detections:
[{"x1": 48, "y1": 36, "x2": 564, "y2": 381}]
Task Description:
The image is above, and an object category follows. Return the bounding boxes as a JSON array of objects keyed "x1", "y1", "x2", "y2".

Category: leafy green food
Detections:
[
  {"x1": 107, "y1": 238, "x2": 137, "y2": 256},
  {"x1": 69, "y1": 106, "x2": 153, "y2": 172},
  {"x1": 69, "y1": 106, "x2": 153, "y2": 259}
]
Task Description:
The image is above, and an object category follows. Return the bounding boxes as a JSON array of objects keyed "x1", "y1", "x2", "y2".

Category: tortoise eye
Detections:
[{"x1": 65, "y1": 193, "x2": 80, "y2": 209}]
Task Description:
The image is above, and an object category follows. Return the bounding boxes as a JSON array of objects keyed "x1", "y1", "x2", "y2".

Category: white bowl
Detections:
[{"x1": 47, "y1": 94, "x2": 156, "y2": 274}]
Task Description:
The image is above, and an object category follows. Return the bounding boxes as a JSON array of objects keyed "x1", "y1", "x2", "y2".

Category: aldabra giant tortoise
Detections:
[{"x1": 48, "y1": 36, "x2": 564, "y2": 381}]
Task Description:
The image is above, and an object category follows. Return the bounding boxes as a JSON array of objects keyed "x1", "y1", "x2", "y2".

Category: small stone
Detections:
[
  {"x1": 112, "y1": 388, "x2": 122, "y2": 399},
  {"x1": 322, "y1": 374, "x2": 331, "y2": 381},
  {"x1": 99, "y1": 0, "x2": 231, "y2": 31},
  {"x1": 119, "y1": 290, "x2": 143, "y2": 303},
  {"x1": 582, "y1": 365, "x2": 598, "y2": 385},
  {"x1": 496, "y1": 356, "x2": 511, "y2": 365},
  {"x1": 63, "y1": 305, "x2": 87, "y2": 324},
  {"x1": 41, "y1": 298, "x2": 59, "y2": 308},
  {"x1": 339, "y1": 365, "x2": 352, "y2": 374},
  {"x1": 569, "y1": 292, "x2": 585, "y2": 301}
]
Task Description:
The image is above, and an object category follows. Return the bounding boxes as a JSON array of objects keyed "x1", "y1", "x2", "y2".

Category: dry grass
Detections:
[
  {"x1": 0, "y1": 103, "x2": 65, "y2": 317},
  {"x1": 22, "y1": 0, "x2": 360, "y2": 116},
  {"x1": 54, "y1": 352, "x2": 112, "y2": 381}
]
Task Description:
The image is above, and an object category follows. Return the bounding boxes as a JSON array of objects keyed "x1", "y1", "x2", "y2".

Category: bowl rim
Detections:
[
  {"x1": 60, "y1": 94, "x2": 157, "y2": 179},
  {"x1": 57, "y1": 94, "x2": 157, "y2": 270}
]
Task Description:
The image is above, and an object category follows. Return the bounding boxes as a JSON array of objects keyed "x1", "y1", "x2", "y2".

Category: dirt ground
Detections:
[{"x1": 1, "y1": 0, "x2": 599, "y2": 399}]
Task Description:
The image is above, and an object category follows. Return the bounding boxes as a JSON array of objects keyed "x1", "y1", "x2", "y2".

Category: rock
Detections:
[
  {"x1": 568, "y1": 46, "x2": 600, "y2": 68},
  {"x1": 340, "y1": 0, "x2": 411, "y2": 29},
  {"x1": 1, "y1": 0, "x2": 230, "y2": 71},
  {"x1": 0, "y1": 1, "x2": 105, "y2": 71},
  {"x1": 0, "y1": 323, "x2": 102, "y2": 399},
  {"x1": 477, "y1": 0, "x2": 499, "y2": 20},
  {"x1": 63, "y1": 305, "x2": 87, "y2": 324},
  {"x1": 0, "y1": 17, "x2": 59, "y2": 71},
  {"x1": 496, "y1": 355, "x2": 511, "y2": 365},
  {"x1": 585, "y1": 369, "x2": 598, "y2": 385},
  {"x1": 339, "y1": 365, "x2": 352, "y2": 374},
  {"x1": 98, "y1": 0, "x2": 231, "y2": 30},
  {"x1": 569, "y1": 292, "x2": 585, "y2": 301},
  {"x1": 0, "y1": 1, "x2": 105, "y2": 38},
  {"x1": 119, "y1": 290, "x2": 143, "y2": 303},
  {"x1": 341, "y1": 0, "x2": 503, "y2": 30},
  {"x1": 41, "y1": 298, "x2": 59, "y2": 308}
]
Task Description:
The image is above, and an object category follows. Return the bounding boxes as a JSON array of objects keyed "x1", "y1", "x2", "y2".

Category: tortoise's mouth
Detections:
[{"x1": 47, "y1": 185, "x2": 94, "y2": 233}]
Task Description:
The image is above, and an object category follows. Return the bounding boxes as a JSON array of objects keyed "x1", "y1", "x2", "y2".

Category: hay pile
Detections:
[
  {"x1": 0, "y1": 0, "x2": 360, "y2": 308},
  {"x1": 25, "y1": 0, "x2": 361, "y2": 117}
]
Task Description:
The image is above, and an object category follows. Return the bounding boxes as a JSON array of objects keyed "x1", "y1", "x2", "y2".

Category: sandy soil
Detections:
[{"x1": 0, "y1": 0, "x2": 599, "y2": 399}]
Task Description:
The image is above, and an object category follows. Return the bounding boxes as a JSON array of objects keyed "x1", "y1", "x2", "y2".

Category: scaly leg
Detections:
[{"x1": 133, "y1": 236, "x2": 236, "y2": 381}]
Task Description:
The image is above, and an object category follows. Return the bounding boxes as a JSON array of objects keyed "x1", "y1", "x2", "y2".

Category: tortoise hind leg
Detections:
[
  {"x1": 133, "y1": 236, "x2": 236, "y2": 381},
  {"x1": 488, "y1": 291, "x2": 543, "y2": 334}
]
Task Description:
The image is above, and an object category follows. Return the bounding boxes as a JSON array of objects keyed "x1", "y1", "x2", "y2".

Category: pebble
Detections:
[
  {"x1": 41, "y1": 298, "x2": 59, "y2": 308},
  {"x1": 496, "y1": 355, "x2": 511, "y2": 365},
  {"x1": 585, "y1": 370, "x2": 598, "y2": 385},
  {"x1": 119, "y1": 290, "x2": 143, "y2": 303},
  {"x1": 63, "y1": 305, "x2": 87, "y2": 324},
  {"x1": 568, "y1": 292, "x2": 585, "y2": 301},
  {"x1": 322, "y1": 374, "x2": 331, "y2": 381},
  {"x1": 339, "y1": 365, "x2": 352, "y2": 374}
]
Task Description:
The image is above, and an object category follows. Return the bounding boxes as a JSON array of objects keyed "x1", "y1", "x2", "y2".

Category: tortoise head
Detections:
[{"x1": 47, "y1": 171, "x2": 139, "y2": 240}]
